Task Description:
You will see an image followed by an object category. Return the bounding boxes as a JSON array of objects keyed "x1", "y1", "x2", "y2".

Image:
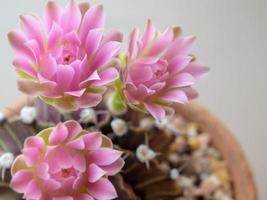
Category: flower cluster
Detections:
[
  {"x1": 8, "y1": 1, "x2": 209, "y2": 199},
  {"x1": 11, "y1": 121, "x2": 124, "y2": 200}
]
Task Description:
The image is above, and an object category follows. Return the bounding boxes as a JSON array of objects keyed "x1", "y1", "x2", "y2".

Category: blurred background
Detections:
[{"x1": 0, "y1": 0, "x2": 266, "y2": 199}]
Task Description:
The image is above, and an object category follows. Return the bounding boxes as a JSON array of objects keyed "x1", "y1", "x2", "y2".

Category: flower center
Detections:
[
  {"x1": 61, "y1": 167, "x2": 76, "y2": 178},
  {"x1": 154, "y1": 70, "x2": 164, "y2": 78},
  {"x1": 63, "y1": 54, "x2": 74, "y2": 65}
]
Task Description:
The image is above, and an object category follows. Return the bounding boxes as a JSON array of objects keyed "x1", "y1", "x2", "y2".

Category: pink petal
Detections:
[
  {"x1": 76, "y1": 93, "x2": 102, "y2": 108},
  {"x1": 129, "y1": 66, "x2": 153, "y2": 83},
  {"x1": 44, "y1": 179, "x2": 61, "y2": 192},
  {"x1": 36, "y1": 162, "x2": 50, "y2": 180},
  {"x1": 62, "y1": 176, "x2": 75, "y2": 191},
  {"x1": 65, "y1": 31, "x2": 81, "y2": 46},
  {"x1": 13, "y1": 56, "x2": 37, "y2": 77},
  {"x1": 23, "y1": 180, "x2": 42, "y2": 199},
  {"x1": 44, "y1": 1, "x2": 62, "y2": 31},
  {"x1": 164, "y1": 36, "x2": 196, "y2": 59},
  {"x1": 64, "y1": 120, "x2": 83, "y2": 139},
  {"x1": 56, "y1": 65, "x2": 75, "y2": 91},
  {"x1": 38, "y1": 73, "x2": 57, "y2": 89},
  {"x1": 22, "y1": 147, "x2": 41, "y2": 166},
  {"x1": 142, "y1": 19, "x2": 156, "y2": 49},
  {"x1": 80, "y1": 5, "x2": 105, "y2": 43},
  {"x1": 88, "y1": 163, "x2": 106, "y2": 183},
  {"x1": 10, "y1": 170, "x2": 33, "y2": 193},
  {"x1": 160, "y1": 90, "x2": 188, "y2": 104},
  {"x1": 102, "y1": 31, "x2": 123, "y2": 43},
  {"x1": 8, "y1": 30, "x2": 34, "y2": 60},
  {"x1": 49, "y1": 122, "x2": 68, "y2": 145},
  {"x1": 182, "y1": 87, "x2": 199, "y2": 100},
  {"x1": 168, "y1": 73, "x2": 195, "y2": 88},
  {"x1": 88, "y1": 178, "x2": 117, "y2": 200},
  {"x1": 88, "y1": 148, "x2": 122, "y2": 166},
  {"x1": 92, "y1": 41, "x2": 121, "y2": 70},
  {"x1": 124, "y1": 90, "x2": 139, "y2": 104},
  {"x1": 144, "y1": 103, "x2": 166, "y2": 120},
  {"x1": 48, "y1": 22, "x2": 64, "y2": 49},
  {"x1": 20, "y1": 15, "x2": 44, "y2": 51},
  {"x1": 53, "y1": 147, "x2": 73, "y2": 169},
  {"x1": 182, "y1": 62, "x2": 210, "y2": 79},
  {"x1": 74, "y1": 194, "x2": 94, "y2": 200},
  {"x1": 24, "y1": 40, "x2": 41, "y2": 60},
  {"x1": 79, "y1": 70, "x2": 100, "y2": 88},
  {"x1": 168, "y1": 55, "x2": 192, "y2": 73},
  {"x1": 67, "y1": 137, "x2": 85, "y2": 150},
  {"x1": 150, "y1": 82, "x2": 166, "y2": 90},
  {"x1": 17, "y1": 79, "x2": 42, "y2": 96},
  {"x1": 60, "y1": 0, "x2": 82, "y2": 32},
  {"x1": 148, "y1": 27, "x2": 173, "y2": 57},
  {"x1": 24, "y1": 136, "x2": 44, "y2": 150},
  {"x1": 73, "y1": 153, "x2": 86, "y2": 172},
  {"x1": 82, "y1": 132, "x2": 102, "y2": 150},
  {"x1": 101, "y1": 158, "x2": 125, "y2": 176},
  {"x1": 65, "y1": 89, "x2": 86, "y2": 97},
  {"x1": 128, "y1": 28, "x2": 139, "y2": 59},
  {"x1": 92, "y1": 68, "x2": 119, "y2": 87},
  {"x1": 85, "y1": 28, "x2": 103, "y2": 56}
]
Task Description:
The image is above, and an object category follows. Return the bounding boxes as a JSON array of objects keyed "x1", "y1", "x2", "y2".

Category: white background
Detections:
[{"x1": 0, "y1": 0, "x2": 266, "y2": 199}]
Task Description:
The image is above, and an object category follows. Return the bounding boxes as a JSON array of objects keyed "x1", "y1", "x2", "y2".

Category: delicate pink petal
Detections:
[
  {"x1": 128, "y1": 28, "x2": 139, "y2": 59},
  {"x1": 67, "y1": 137, "x2": 85, "y2": 150},
  {"x1": 64, "y1": 120, "x2": 83, "y2": 139},
  {"x1": 124, "y1": 90, "x2": 139, "y2": 104},
  {"x1": 79, "y1": 70, "x2": 100, "y2": 88},
  {"x1": 85, "y1": 28, "x2": 103, "y2": 56},
  {"x1": 164, "y1": 36, "x2": 196, "y2": 59},
  {"x1": 142, "y1": 19, "x2": 156, "y2": 49},
  {"x1": 73, "y1": 153, "x2": 86, "y2": 172},
  {"x1": 23, "y1": 179, "x2": 42, "y2": 199},
  {"x1": 168, "y1": 73, "x2": 195, "y2": 88},
  {"x1": 76, "y1": 93, "x2": 102, "y2": 108},
  {"x1": 147, "y1": 27, "x2": 173, "y2": 57},
  {"x1": 24, "y1": 40, "x2": 41, "y2": 60},
  {"x1": 65, "y1": 89, "x2": 86, "y2": 97},
  {"x1": 82, "y1": 132, "x2": 102, "y2": 150},
  {"x1": 129, "y1": 66, "x2": 153, "y2": 83},
  {"x1": 22, "y1": 147, "x2": 41, "y2": 166},
  {"x1": 60, "y1": 0, "x2": 82, "y2": 32},
  {"x1": 160, "y1": 90, "x2": 188, "y2": 104},
  {"x1": 56, "y1": 65, "x2": 75, "y2": 91},
  {"x1": 80, "y1": 5, "x2": 105, "y2": 43},
  {"x1": 44, "y1": 1, "x2": 62, "y2": 31},
  {"x1": 36, "y1": 162, "x2": 50, "y2": 180},
  {"x1": 17, "y1": 79, "x2": 42, "y2": 96},
  {"x1": 24, "y1": 136, "x2": 44, "y2": 150},
  {"x1": 88, "y1": 163, "x2": 106, "y2": 183},
  {"x1": 38, "y1": 73, "x2": 57, "y2": 89},
  {"x1": 44, "y1": 179, "x2": 61, "y2": 192},
  {"x1": 10, "y1": 170, "x2": 33, "y2": 193},
  {"x1": 92, "y1": 41, "x2": 121, "y2": 70},
  {"x1": 101, "y1": 158, "x2": 125, "y2": 176},
  {"x1": 92, "y1": 68, "x2": 119, "y2": 86},
  {"x1": 88, "y1": 178, "x2": 117, "y2": 200},
  {"x1": 8, "y1": 30, "x2": 34, "y2": 59},
  {"x1": 182, "y1": 63, "x2": 210, "y2": 79},
  {"x1": 53, "y1": 147, "x2": 73, "y2": 168},
  {"x1": 144, "y1": 103, "x2": 166, "y2": 120},
  {"x1": 182, "y1": 87, "x2": 199, "y2": 100},
  {"x1": 20, "y1": 15, "x2": 44, "y2": 51},
  {"x1": 48, "y1": 22, "x2": 64, "y2": 49},
  {"x1": 150, "y1": 82, "x2": 166, "y2": 91},
  {"x1": 102, "y1": 31, "x2": 123, "y2": 43},
  {"x1": 168, "y1": 55, "x2": 192, "y2": 73},
  {"x1": 88, "y1": 148, "x2": 122, "y2": 166},
  {"x1": 49, "y1": 122, "x2": 68, "y2": 145},
  {"x1": 13, "y1": 56, "x2": 37, "y2": 77}
]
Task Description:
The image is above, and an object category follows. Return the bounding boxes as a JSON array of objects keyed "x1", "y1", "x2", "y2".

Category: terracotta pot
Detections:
[{"x1": 2, "y1": 97, "x2": 258, "y2": 200}]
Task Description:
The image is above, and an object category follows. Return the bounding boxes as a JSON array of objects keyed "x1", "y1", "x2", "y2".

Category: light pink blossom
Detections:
[
  {"x1": 8, "y1": 0, "x2": 122, "y2": 110},
  {"x1": 10, "y1": 120, "x2": 124, "y2": 200},
  {"x1": 121, "y1": 20, "x2": 209, "y2": 120}
]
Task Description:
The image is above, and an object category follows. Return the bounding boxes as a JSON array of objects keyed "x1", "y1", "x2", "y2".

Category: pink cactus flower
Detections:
[
  {"x1": 121, "y1": 20, "x2": 209, "y2": 120},
  {"x1": 8, "y1": 0, "x2": 122, "y2": 110},
  {"x1": 10, "y1": 120, "x2": 124, "y2": 200}
]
